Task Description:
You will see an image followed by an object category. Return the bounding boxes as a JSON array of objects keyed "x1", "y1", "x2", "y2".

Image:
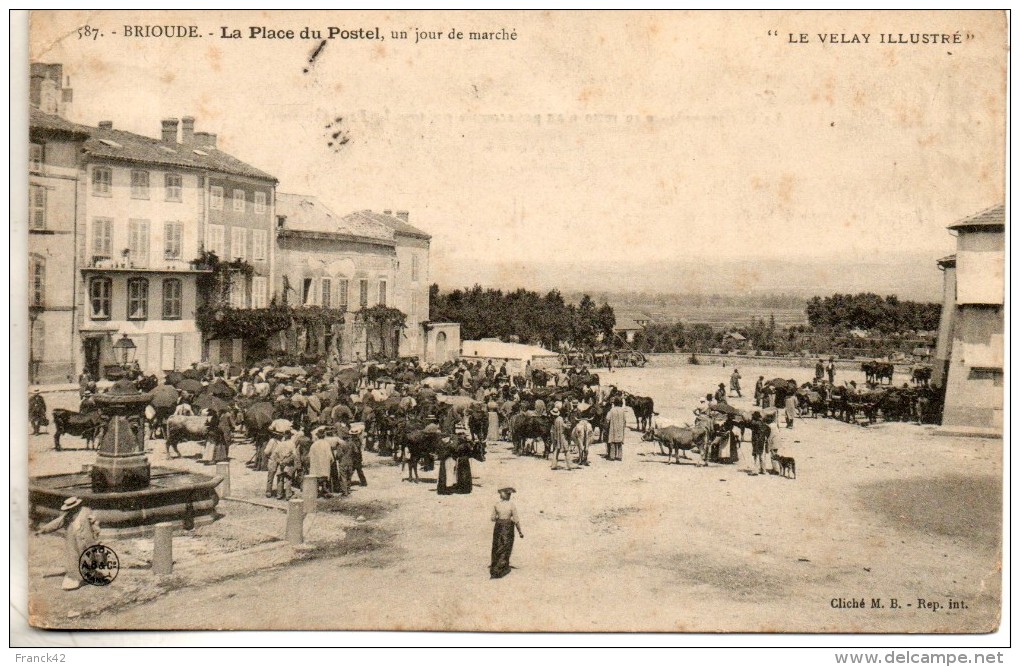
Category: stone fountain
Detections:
[{"x1": 30, "y1": 381, "x2": 223, "y2": 537}]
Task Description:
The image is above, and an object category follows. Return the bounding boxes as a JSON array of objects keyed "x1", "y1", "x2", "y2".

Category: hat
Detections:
[
  {"x1": 498, "y1": 486, "x2": 516, "y2": 494},
  {"x1": 61, "y1": 497, "x2": 82, "y2": 512},
  {"x1": 270, "y1": 418, "x2": 293, "y2": 434},
  {"x1": 550, "y1": 408, "x2": 560, "y2": 416}
]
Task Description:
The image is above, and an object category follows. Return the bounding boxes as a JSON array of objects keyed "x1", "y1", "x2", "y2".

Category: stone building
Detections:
[
  {"x1": 934, "y1": 204, "x2": 1005, "y2": 433},
  {"x1": 28, "y1": 108, "x2": 89, "y2": 383}
]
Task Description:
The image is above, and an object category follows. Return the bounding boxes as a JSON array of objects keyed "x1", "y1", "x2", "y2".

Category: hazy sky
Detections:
[{"x1": 29, "y1": 10, "x2": 1006, "y2": 290}]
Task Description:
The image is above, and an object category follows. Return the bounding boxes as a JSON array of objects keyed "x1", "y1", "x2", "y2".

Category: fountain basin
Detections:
[{"x1": 30, "y1": 467, "x2": 222, "y2": 537}]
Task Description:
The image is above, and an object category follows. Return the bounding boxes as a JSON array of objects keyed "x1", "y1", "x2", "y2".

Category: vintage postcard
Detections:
[{"x1": 17, "y1": 10, "x2": 1006, "y2": 638}]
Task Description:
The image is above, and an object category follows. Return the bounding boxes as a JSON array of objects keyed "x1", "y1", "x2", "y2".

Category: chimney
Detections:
[
  {"x1": 396, "y1": 210, "x2": 409, "y2": 222},
  {"x1": 382, "y1": 210, "x2": 392, "y2": 216},
  {"x1": 193, "y1": 131, "x2": 217, "y2": 148},
  {"x1": 98, "y1": 121, "x2": 113, "y2": 130},
  {"x1": 161, "y1": 118, "x2": 179, "y2": 143},
  {"x1": 181, "y1": 116, "x2": 195, "y2": 144}
]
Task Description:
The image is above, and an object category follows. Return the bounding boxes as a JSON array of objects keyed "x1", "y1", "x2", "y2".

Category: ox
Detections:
[
  {"x1": 165, "y1": 415, "x2": 210, "y2": 458},
  {"x1": 509, "y1": 412, "x2": 550, "y2": 457},
  {"x1": 643, "y1": 424, "x2": 710, "y2": 466},
  {"x1": 570, "y1": 418, "x2": 594, "y2": 466},
  {"x1": 624, "y1": 394, "x2": 655, "y2": 432},
  {"x1": 52, "y1": 408, "x2": 103, "y2": 451}
]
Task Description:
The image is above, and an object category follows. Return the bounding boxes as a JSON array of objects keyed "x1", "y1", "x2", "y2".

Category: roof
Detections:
[
  {"x1": 724, "y1": 332, "x2": 746, "y2": 341},
  {"x1": 276, "y1": 194, "x2": 394, "y2": 244},
  {"x1": 461, "y1": 340, "x2": 558, "y2": 360},
  {"x1": 29, "y1": 107, "x2": 90, "y2": 139},
  {"x1": 614, "y1": 318, "x2": 644, "y2": 331},
  {"x1": 347, "y1": 210, "x2": 431, "y2": 240},
  {"x1": 83, "y1": 126, "x2": 277, "y2": 182},
  {"x1": 937, "y1": 254, "x2": 957, "y2": 269},
  {"x1": 29, "y1": 109, "x2": 276, "y2": 182},
  {"x1": 948, "y1": 204, "x2": 1005, "y2": 232}
]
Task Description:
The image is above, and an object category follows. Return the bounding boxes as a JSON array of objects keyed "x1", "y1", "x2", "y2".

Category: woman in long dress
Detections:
[
  {"x1": 489, "y1": 487, "x2": 523, "y2": 578},
  {"x1": 454, "y1": 439, "x2": 474, "y2": 494}
]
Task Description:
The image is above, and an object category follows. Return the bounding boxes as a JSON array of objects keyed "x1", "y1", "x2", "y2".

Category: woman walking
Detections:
[{"x1": 489, "y1": 487, "x2": 524, "y2": 579}]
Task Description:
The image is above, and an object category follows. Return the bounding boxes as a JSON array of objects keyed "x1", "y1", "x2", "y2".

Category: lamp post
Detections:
[{"x1": 113, "y1": 333, "x2": 137, "y2": 376}]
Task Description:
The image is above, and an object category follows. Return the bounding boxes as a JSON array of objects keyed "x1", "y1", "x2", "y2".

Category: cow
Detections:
[
  {"x1": 165, "y1": 415, "x2": 211, "y2": 458},
  {"x1": 52, "y1": 408, "x2": 103, "y2": 451},
  {"x1": 466, "y1": 402, "x2": 488, "y2": 447},
  {"x1": 796, "y1": 387, "x2": 826, "y2": 418},
  {"x1": 862, "y1": 362, "x2": 895, "y2": 385},
  {"x1": 642, "y1": 424, "x2": 710, "y2": 466},
  {"x1": 508, "y1": 412, "x2": 550, "y2": 457},
  {"x1": 570, "y1": 418, "x2": 594, "y2": 466},
  {"x1": 399, "y1": 427, "x2": 447, "y2": 483},
  {"x1": 624, "y1": 393, "x2": 655, "y2": 433}
]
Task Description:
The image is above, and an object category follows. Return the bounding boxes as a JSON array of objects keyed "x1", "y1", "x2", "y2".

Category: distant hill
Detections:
[{"x1": 432, "y1": 252, "x2": 944, "y2": 303}]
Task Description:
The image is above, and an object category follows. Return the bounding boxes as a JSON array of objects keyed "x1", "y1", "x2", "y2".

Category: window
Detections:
[
  {"x1": 92, "y1": 218, "x2": 113, "y2": 260},
  {"x1": 254, "y1": 192, "x2": 267, "y2": 214},
  {"x1": 164, "y1": 222, "x2": 183, "y2": 260},
  {"x1": 252, "y1": 229, "x2": 268, "y2": 260},
  {"x1": 207, "y1": 224, "x2": 225, "y2": 258},
  {"x1": 411, "y1": 254, "x2": 420, "y2": 282},
  {"x1": 230, "y1": 227, "x2": 247, "y2": 260},
  {"x1": 359, "y1": 279, "x2": 369, "y2": 308},
  {"x1": 164, "y1": 173, "x2": 182, "y2": 202},
  {"x1": 162, "y1": 278, "x2": 182, "y2": 319},
  {"x1": 128, "y1": 220, "x2": 150, "y2": 267},
  {"x1": 252, "y1": 276, "x2": 267, "y2": 308},
  {"x1": 378, "y1": 280, "x2": 387, "y2": 306},
  {"x1": 30, "y1": 143, "x2": 43, "y2": 172},
  {"x1": 30, "y1": 256, "x2": 45, "y2": 307},
  {"x1": 29, "y1": 185, "x2": 46, "y2": 230},
  {"x1": 229, "y1": 276, "x2": 247, "y2": 308},
  {"x1": 337, "y1": 279, "x2": 349, "y2": 309},
  {"x1": 233, "y1": 189, "x2": 245, "y2": 212},
  {"x1": 89, "y1": 277, "x2": 112, "y2": 319},
  {"x1": 303, "y1": 278, "x2": 316, "y2": 306},
  {"x1": 92, "y1": 167, "x2": 112, "y2": 196},
  {"x1": 130, "y1": 170, "x2": 150, "y2": 199},
  {"x1": 127, "y1": 279, "x2": 149, "y2": 320},
  {"x1": 321, "y1": 278, "x2": 332, "y2": 308},
  {"x1": 210, "y1": 186, "x2": 223, "y2": 210}
]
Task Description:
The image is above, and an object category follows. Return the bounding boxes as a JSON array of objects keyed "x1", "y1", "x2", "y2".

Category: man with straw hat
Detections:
[
  {"x1": 489, "y1": 485, "x2": 524, "y2": 579},
  {"x1": 36, "y1": 497, "x2": 101, "y2": 591}
]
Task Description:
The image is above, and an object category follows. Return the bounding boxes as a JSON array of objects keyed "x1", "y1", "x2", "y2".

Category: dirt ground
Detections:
[{"x1": 24, "y1": 362, "x2": 1003, "y2": 633}]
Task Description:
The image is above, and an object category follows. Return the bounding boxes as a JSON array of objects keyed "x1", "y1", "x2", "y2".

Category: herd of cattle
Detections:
[{"x1": 43, "y1": 358, "x2": 943, "y2": 482}]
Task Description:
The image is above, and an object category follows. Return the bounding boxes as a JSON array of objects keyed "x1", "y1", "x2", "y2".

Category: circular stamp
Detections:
[{"x1": 78, "y1": 544, "x2": 119, "y2": 586}]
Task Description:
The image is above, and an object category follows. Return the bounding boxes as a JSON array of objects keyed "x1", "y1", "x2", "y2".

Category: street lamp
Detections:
[{"x1": 113, "y1": 334, "x2": 137, "y2": 366}]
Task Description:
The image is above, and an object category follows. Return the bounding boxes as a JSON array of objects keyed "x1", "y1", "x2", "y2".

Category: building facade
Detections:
[
  {"x1": 935, "y1": 205, "x2": 1005, "y2": 432},
  {"x1": 71, "y1": 115, "x2": 276, "y2": 378},
  {"x1": 28, "y1": 109, "x2": 89, "y2": 383}
]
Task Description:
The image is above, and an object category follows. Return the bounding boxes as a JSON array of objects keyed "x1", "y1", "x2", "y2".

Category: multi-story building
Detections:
[
  {"x1": 357, "y1": 210, "x2": 432, "y2": 358},
  {"x1": 273, "y1": 200, "x2": 433, "y2": 361},
  {"x1": 75, "y1": 116, "x2": 276, "y2": 378},
  {"x1": 934, "y1": 204, "x2": 1005, "y2": 433},
  {"x1": 28, "y1": 108, "x2": 89, "y2": 384}
]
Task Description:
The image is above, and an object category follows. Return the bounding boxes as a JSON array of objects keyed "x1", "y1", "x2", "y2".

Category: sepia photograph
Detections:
[{"x1": 14, "y1": 9, "x2": 1007, "y2": 644}]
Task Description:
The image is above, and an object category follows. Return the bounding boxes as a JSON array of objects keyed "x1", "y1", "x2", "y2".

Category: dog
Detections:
[{"x1": 773, "y1": 454, "x2": 796, "y2": 479}]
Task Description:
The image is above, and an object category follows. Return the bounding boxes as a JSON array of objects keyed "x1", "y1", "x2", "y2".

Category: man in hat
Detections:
[
  {"x1": 749, "y1": 411, "x2": 770, "y2": 476},
  {"x1": 826, "y1": 358, "x2": 836, "y2": 385},
  {"x1": 729, "y1": 368, "x2": 742, "y2": 398},
  {"x1": 264, "y1": 423, "x2": 293, "y2": 499},
  {"x1": 29, "y1": 390, "x2": 48, "y2": 435},
  {"x1": 754, "y1": 376, "x2": 765, "y2": 407},
  {"x1": 308, "y1": 426, "x2": 338, "y2": 496},
  {"x1": 549, "y1": 408, "x2": 572, "y2": 470},
  {"x1": 714, "y1": 383, "x2": 727, "y2": 404},
  {"x1": 36, "y1": 496, "x2": 100, "y2": 591},
  {"x1": 606, "y1": 396, "x2": 627, "y2": 461},
  {"x1": 334, "y1": 427, "x2": 359, "y2": 498}
]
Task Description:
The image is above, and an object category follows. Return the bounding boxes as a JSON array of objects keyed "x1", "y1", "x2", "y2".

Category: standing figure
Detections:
[
  {"x1": 489, "y1": 487, "x2": 524, "y2": 579},
  {"x1": 30, "y1": 390, "x2": 48, "y2": 435},
  {"x1": 36, "y1": 497, "x2": 101, "y2": 591},
  {"x1": 784, "y1": 392, "x2": 798, "y2": 429},
  {"x1": 606, "y1": 397, "x2": 627, "y2": 461},
  {"x1": 750, "y1": 412, "x2": 770, "y2": 476},
  {"x1": 815, "y1": 359, "x2": 825, "y2": 382},
  {"x1": 730, "y1": 369, "x2": 742, "y2": 398},
  {"x1": 549, "y1": 408, "x2": 572, "y2": 470},
  {"x1": 826, "y1": 358, "x2": 836, "y2": 385},
  {"x1": 754, "y1": 376, "x2": 765, "y2": 407}
]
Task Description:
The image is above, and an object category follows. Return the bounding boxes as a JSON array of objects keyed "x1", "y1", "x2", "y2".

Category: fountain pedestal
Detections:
[{"x1": 90, "y1": 382, "x2": 152, "y2": 492}]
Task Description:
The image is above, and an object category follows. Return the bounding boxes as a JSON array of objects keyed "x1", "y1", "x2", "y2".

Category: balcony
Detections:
[{"x1": 82, "y1": 255, "x2": 213, "y2": 275}]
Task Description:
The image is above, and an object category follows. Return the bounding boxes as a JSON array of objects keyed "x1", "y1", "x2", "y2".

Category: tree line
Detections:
[
  {"x1": 805, "y1": 293, "x2": 941, "y2": 333},
  {"x1": 429, "y1": 284, "x2": 615, "y2": 350}
]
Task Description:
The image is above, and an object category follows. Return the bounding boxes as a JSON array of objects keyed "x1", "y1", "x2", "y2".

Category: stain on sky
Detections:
[
  {"x1": 303, "y1": 40, "x2": 328, "y2": 73},
  {"x1": 325, "y1": 116, "x2": 351, "y2": 152}
]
